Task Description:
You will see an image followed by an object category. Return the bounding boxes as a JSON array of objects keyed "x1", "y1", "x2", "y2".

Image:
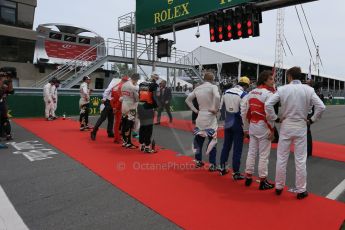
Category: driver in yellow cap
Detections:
[{"x1": 219, "y1": 76, "x2": 250, "y2": 180}]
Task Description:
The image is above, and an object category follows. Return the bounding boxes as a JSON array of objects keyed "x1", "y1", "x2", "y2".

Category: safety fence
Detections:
[{"x1": 7, "y1": 88, "x2": 189, "y2": 118}]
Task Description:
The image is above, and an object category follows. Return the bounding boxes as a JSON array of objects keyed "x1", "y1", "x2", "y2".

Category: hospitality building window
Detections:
[{"x1": 0, "y1": 0, "x2": 17, "y2": 25}]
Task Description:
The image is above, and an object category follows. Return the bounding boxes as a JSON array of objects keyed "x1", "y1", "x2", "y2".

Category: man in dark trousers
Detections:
[
  {"x1": 155, "y1": 80, "x2": 172, "y2": 124},
  {"x1": 90, "y1": 77, "x2": 119, "y2": 140},
  {"x1": 137, "y1": 73, "x2": 159, "y2": 153}
]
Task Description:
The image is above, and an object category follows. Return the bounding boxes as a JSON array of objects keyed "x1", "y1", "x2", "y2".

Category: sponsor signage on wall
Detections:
[{"x1": 44, "y1": 40, "x2": 97, "y2": 60}]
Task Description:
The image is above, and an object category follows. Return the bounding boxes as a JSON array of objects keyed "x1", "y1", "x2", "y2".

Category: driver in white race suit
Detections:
[
  {"x1": 265, "y1": 67, "x2": 325, "y2": 199},
  {"x1": 241, "y1": 70, "x2": 276, "y2": 190}
]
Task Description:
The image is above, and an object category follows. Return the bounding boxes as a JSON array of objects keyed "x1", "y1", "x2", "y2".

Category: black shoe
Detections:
[
  {"x1": 297, "y1": 191, "x2": 308, "y2": 200},
  {"x1": 140, "y1": 144, "x2": 145, "y2": 152},
  {"x1": 125, "y1": 143, "x2": 138, "y2": 149},
  {"x1": 90, "y1": 131, "x2": 96, "y2": 141},
  {"x1": 144, "y1": 147, "x2": 155, "y2": 153},
  {"x1": 80, "y1": 125, "x2": 85, "y2": 131},
  {"x1": 232, "y1": 172, "x2": 245, "y2": 180},
  {"x1": 108, "y1": 133, "x2": 114, "y2": 138},
  {"x1": 259, "y1": 179, "x2": 275, "y2": 190},
  {"x1": 6, "y1": 135, "x2": 13, "y2": 141},
  {"x1": 208, "y1": 164, "x2": 217, "y2": 172},
  {"x1": 154, "y1": 122, "x2": 160, "y2": 125},
  {"x1": 219, "y1": 168, "x2": 229, "y2": 176},
  {"x1": 195, "y1": 161, "x2": 205, "y2": 168},
  {"x1": 275, "y1": 189, "x2": 283, "y2": 196},
  {"x1": 245, "y1": 177, "x2": 253, "y2": 187}
]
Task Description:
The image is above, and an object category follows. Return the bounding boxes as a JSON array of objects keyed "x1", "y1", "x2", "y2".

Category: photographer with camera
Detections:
[{"x1": 0, "y1": 72, "x2": 14, "y2": 142}]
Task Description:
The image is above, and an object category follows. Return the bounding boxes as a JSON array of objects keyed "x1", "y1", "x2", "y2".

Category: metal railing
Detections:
[{"x1": 34, "y1": 42, "x2": 106, "y2": 87}]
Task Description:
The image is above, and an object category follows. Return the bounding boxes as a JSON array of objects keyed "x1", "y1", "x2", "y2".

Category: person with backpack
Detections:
[{"x1": 137, "y1": 73, "x2": 159, "y2": 153}]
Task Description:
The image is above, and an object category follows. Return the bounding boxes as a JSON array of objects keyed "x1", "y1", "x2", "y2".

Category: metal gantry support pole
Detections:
[
  {"x1": 256, "y1": 63, "x2": 260, "y2": 81},
  {"x1": 274, "y1": 8, "x2": 285, "y2": 86},
  {"x1": 167, "y1": 67, "x2": 170, "y2": 87},
  {"x1": 152, "y1": 35, "x2": 156, "y2": 73},
  {"x1": 133, "y1": 12, "x2": 138, "y2": 74},
  {"x1": 328, "y1": 78, "x2": 330, "y2": 92},
  {"x1": 238, "y1": 60, "x2": 242, "y2": 81}
]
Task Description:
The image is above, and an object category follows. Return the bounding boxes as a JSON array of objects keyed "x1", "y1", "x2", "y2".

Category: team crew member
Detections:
[
  {"x1": 109, "y1": 75, "x2": 129, "y2": 143},
  {"x1": 43, "y1": 78, "x2": 56, "y2": 121},
  {"x1": 120, "y1": 73, "x2": 140, "y2": 148},
  {"x1": 137, "y1": 73, "x2": 159, "y2": 153},
  {"x1": 0, "y1": 74, "x2": 14, "y2": 141},
  {"x1": 90, "y1": 76, "x2": 122, "y2": 141},
  {"x1": 79, "y1": 76, "x2": 92, "y2": 131},
  {"x1": 265, "y1": 67, "x2": 325, "y2": 199},
  {"x1": 155, "y1": 80, "x2": 173, "y2": 124},
  {"x1": 219, "y1": 76, "x2": 250, "y2": 180},
  {"x1": 185, "y1": 72, "x2": 220, "y2": 171},
  {"x1": 51, "y1": 80, "x2": 60, "y2": 119},
  {"x1": 241, "y1": 71, "x2": 275, "y2": 190}
]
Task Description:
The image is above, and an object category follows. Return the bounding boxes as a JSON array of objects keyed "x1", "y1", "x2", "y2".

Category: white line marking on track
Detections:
[
  {"x1": 0, "y1": 185, "x2": 29, "y2": 230},
  {"x1": 326, "y1": 179, "x2": 345, "y2": 200}
]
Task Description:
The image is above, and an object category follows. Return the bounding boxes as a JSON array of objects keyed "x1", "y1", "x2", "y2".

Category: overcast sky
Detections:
[{"x1": 34, "y1": 0, "x2": 345, "y2": 79}]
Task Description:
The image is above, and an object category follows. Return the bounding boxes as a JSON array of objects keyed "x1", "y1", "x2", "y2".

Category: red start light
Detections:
[
  {"x1": 227, "y1": 25, "x2": 232, "y2": 31},
  {"x1": 247, "y1": 21, "x2": 252, "y2": 27},
  {"x1": 238, "y1": 31, "x2": 242, "y2": 37},
  {"x1": 237, "y1": 23, "x2": 242, "y2": 29},
  {"x1": 211, "y1": 35, "x2": 215, "y2": 41},
  {"x1": 248, "y1": 29, "x2": 253, "y2": 35},
  {"x1": 218, "y1": 26, "x2": 223, "y2": 33},
  {"x1": 210, "y1": 28, "x2": 215, "y2": 34},
  {"x1": 228, "y1": 32, "x2": 232, "y2": 38},
  {"x1": 219, "y1": 34, "x2": 223, "y2": 40}
]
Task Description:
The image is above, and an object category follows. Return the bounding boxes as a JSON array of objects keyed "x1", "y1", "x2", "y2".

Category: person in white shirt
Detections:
[
  {"x1": 185, "y1": 72, "x2": 220, "y2": 170},
  {"x1": 120, "y1": 73, "x2": 140, "y2": 148},
  {"x1": 241, "y1": 71, "x2": 276, "y2": 190},
  {"x1": 90, "y1": 77, "x2": 119, "y2": 140},
  {"x1": 218, "y1": 76, "x2": 250, "y2": 180},
  {"x1": 51, "y1": 80, "x2": 60, "y2": 119},
  {"x1": 43, "y1": 78, "x2": 56, "y2": 121},
  {"x1": 265, "y1": 66, "x2": 325, "y2": 199},
  {"x1": 79, "y1": 76, "x2": 92, "y2": 131}
]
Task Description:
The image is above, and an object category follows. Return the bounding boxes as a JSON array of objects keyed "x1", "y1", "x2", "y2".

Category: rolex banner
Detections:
[{"x1": 136, "y1": 0, "x2": 253, "y2": 34}]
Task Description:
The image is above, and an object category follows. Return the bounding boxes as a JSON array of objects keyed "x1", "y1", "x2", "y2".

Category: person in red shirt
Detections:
[{"x1": 110, "y1": 75, "x2": 129, "y2": 143}]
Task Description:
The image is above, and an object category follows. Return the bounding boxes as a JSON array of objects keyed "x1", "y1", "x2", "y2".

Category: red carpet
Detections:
[
  {"x1": 14, "y1": 118, "x2": 345, "y2": 230},
  {"x1": 159, "y1": 116, "x2": 345, "y2": 163}
]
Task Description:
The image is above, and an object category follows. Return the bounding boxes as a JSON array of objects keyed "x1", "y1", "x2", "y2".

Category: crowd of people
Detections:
[
  {"x1": 185, "y1": 66, "x2": 325, "y2": 199},
  {"x1": 86, "y1": 73, "x2": 167, "y2": 153},
  {"x1": 43, "y1": 66, "x2": 326, "y2": 199}
]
